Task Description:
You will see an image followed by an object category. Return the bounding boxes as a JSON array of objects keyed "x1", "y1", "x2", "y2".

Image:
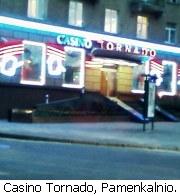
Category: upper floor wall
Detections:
[{"x1": 0, "y1": 0, "x2": 179, "y2": 47}]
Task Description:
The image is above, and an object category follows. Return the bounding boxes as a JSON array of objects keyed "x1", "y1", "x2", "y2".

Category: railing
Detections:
[
  {"x1": 84, "y1": 0, "x2": 98, "y2": 5},
  {"x1": 130, "y1": 0, "x2": 165, "y2": 17}
]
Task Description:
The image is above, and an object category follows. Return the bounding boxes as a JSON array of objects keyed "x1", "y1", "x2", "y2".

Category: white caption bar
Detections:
[{"x1": 0, "y1": 180, "x2": 179, "y2": 196}]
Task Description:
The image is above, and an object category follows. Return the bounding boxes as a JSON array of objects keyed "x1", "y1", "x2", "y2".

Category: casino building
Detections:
[{"x1": 0, "y1": 0, "x2": 180, "y2": 120}]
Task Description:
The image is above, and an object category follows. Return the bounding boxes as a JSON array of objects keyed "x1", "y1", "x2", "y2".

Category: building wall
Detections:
[
  {"x1": 0, "y1": 0, "x2": 27, "y2": 17},
  {"x1": 0, "y1": 84, "x2": 80, "y2": 119},
  {"x1": 0, "y1": 0, "x2": 179, "y2": 120},
  {"x1": 47, "y1": 0, "x2": 69, "y2": 25},
  {"x1": 85, "y1": 68, "x2": 101, "y2": 92},
  {"x1": 164, "y1": 2, "x2": 180, "y2": 44},
  {"x1": 85, "y1": 65, "x2": 134, "y2": 94},
  {"x1": 116, "y1": 66, "x2": 133, "y2": 93},
  {"x1": 0, "y1": 0, "x2": 179, "y2": 95}
]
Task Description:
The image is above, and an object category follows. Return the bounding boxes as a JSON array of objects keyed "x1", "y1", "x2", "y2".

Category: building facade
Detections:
[{"x1": 0, "y1": 0, "x2": 180, "y2": 118}]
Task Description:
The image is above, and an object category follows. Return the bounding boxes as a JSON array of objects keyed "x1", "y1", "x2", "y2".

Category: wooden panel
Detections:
[
  {"x1": 116, "y1": 66, "x2": 133, "y2": 93},
  {"x1": 100, "y1": 71, "x2": 108, "y2": 96},
  {"x1": 85, "y1": 68, "x2": 101, "y2": 91}
]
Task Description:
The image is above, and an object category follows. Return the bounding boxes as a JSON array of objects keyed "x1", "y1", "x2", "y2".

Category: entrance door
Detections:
[{"x1": 100, "y1": 70, "x2": 116, "y2": 96}]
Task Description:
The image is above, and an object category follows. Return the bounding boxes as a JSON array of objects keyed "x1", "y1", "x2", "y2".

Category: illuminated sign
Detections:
[
  {"x1": 97, "y1": 40, "x2": 156, "y2": 57},
  {"x1": 47, "y1": 55, "x2": 66, "y2": 76},
  {"x1": 57, "y1": 34, "x2": 93, "y2": 49},
  {"x1": 131, "y1": 60, "x2": 177, "y2": 97},
  {"x1": 0, "y1": 15, "x2": 180, "y2": 55},
  {"x1": 56, "y1": 34, "x2": 157, "y2": 57},
  {"x1": 0, "y1": 40, "x2": 85, "y2": 89},
  {"x1": 0, "y1": 54, "x2": 66, "y2": 77},
  {"x1": 0, "y1": 55, "x2": 21, "y2": 77},
  {"x1": 0, "y1": 16, "x2": 179, "y2": 93}
]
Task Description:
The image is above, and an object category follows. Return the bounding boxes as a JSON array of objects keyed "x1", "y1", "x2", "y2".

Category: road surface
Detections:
[{"x1": 0, "y1": 138, "x2": 180, "y2": 179}]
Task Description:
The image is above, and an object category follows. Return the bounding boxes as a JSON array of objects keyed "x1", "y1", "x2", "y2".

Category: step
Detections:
[
  {"x1": 107, "y1": 96, "x2": 146, "y2": 122},
  {"x1": 9, "y1": 108, "x2": 34, "y2": 123}
]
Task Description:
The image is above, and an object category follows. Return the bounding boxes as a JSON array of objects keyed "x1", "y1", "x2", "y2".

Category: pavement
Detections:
[{"x1": 0, "y1": 120, "x2": 180, "y2": 152}]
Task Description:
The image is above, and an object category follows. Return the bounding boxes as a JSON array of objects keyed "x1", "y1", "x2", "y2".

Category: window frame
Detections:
[
  {"x1": 104, "y1": 8, "x2": 118, "y2": 34},
  {"x1": 20, "y1": 40, "x2": 46, "y2": 86},
  {"x1": 136, "y1": 15, "x2": 148, "y2": 40},
  {"x1": 165, "y1": 23, "x2": 176, "y2": 44},
  {"x1": 158, "y1": 61, "x2": 177, "y2": 97},
  {"x1": 27, "y1": 0, "x2": 48, "y2": 20},
  {"x1": 68, "y1": 1, "x2": 83, "y2": 27},
  {"x1": 62, "y1": 46, "x2": 85, "y2": 89}
]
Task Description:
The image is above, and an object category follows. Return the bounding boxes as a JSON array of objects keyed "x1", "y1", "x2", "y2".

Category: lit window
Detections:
[
  {"x1": 165, "y1": 23, "x2": 176, "y2": 44},
  {"x1": 27, "y1": 0, "x2": 48, "y2": 19},
  {"x1": 136, "y1": 16, "x2": 148, "y2": 39},
  {"x1": 158, "y1": 61, "x2": 177, "y2": 97},
  {"x1": 63, "y1": 47, "x2": 85, "y2": 88},
  {"x1": 104, "y1": 9, "x2": 118, "y2": 34},
  {"x1": 68, "y1": 1, "x2": 83, "y2": 27},
  {"x1": 21, "y1": 41, "x2": 46, "y2": 86}
]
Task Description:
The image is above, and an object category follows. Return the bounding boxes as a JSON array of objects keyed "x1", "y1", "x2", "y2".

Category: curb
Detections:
[{"x1": 0, "y1": 132, "x2": 180, "y2": 152}]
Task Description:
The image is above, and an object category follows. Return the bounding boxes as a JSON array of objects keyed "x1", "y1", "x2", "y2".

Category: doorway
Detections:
[{"x1": 100, "y1": 70, "x2": 116, "y2": 96}]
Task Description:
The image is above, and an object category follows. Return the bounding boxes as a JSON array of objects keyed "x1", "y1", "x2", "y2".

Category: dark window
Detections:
[
  {"x1": 165, "y1": 23, "x2": 176, "y2": 44},
  {"x1": 167, "y1": 0, "x2": 177, "y2": 3}
]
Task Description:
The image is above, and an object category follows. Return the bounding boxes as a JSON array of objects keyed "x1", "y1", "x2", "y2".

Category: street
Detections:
[{"x1": 0, "y1": 138, "x2": 180, "y2": 180}]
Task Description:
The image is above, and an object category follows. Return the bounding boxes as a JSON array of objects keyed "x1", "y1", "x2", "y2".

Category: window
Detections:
[
  {"x1": 68, "y1": 1, "x2": 83, "y2": 27},
  {"x1": 104, "y1": 9, "x2": 118, "y2": 34},
  {"x1": 63, "y1": 47, "x2": 85, "y2": 88},
  {"x1": 165, "y1": 23, "x2": 176, "y2": 44},
  {"x1": 21, "y1": 41, "x2": 46, "y2": 86},
  {"x1": 132, "y1": 64, "x2": 145, "y2": 92},
  {"x1": 136, "y1": 16, "x2": 148, "y2": 39},
  {"x1": 168, "y1": 0, "x2": 177, "y2": 3},
  {"x1": 27, "y1": 0, "x2": 48, "y2": 19},
  {"x1": 158, "y1": 61, "x2": 177, "y2": 97}
]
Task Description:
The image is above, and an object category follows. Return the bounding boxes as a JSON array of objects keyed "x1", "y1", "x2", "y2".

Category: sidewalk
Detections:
[{"x1": 0, "y1": 120, "x2": 180, "y2": 152}]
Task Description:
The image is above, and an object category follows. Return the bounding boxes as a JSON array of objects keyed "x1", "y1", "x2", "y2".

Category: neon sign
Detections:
[
  {"x1": 47, "y1": 55, "x2": 66, "y2": 76},
  {"x1": 97, "y1": 40, "x2": 157, "y2": 57},
  {"x1": 0, "y1": 55, "x2": 21, "y2": 77},
  {"x1": 0, "y1": 54, "x2": 66, "y2": 77},
  {"x1": 0, "y1": 15, "x2": 180, "y2": 55},
  {"x1": 0, "y1": 40, "x2": 85, "y2": 89},
  {"x1": 56, "y1": 34, "x2": 157, "y2": 57},
  {"x1": 57, "y1": 34, "x2": 93, "y2": 49}
]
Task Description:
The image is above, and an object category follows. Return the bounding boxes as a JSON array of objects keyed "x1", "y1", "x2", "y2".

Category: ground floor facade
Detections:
[{"x1": 0, "y1": 16, "x2": 180, "y2": 117}]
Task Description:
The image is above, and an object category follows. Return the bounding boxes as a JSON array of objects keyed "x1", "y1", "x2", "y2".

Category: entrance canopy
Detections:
[{"x1": 92, "y1": 48, "x2": 148, "y2": 64}]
